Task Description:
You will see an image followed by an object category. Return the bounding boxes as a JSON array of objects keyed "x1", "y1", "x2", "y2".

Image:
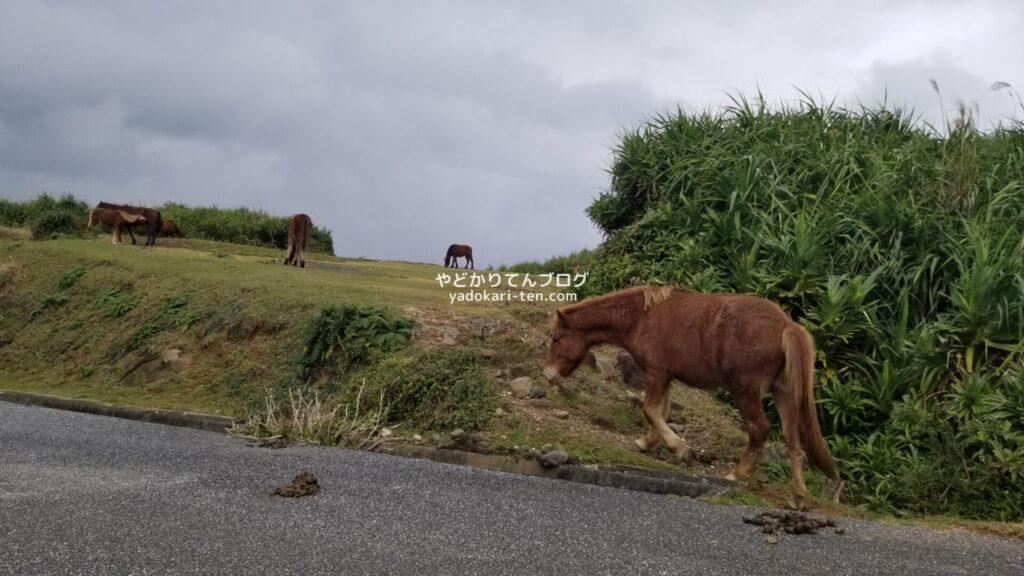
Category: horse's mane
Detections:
[{"x1": 553, "y1": 285, "x2": 681, "y2": 331}]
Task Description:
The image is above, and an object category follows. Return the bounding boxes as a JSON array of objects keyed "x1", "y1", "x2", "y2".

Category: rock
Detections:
[
  {"x1": 510, "y1": 377, "x2": 533, "y2": 399},
  {"x1": 525, "y1": 448, "x2": 541, "y2": 460},
  {"x1": 462, "y1": 317, "x2": 508, "y2": 338},
  {"x1": 450, "y1": 428, "x2": 466, "y2": 440},
  {"x1": 528, "y1": 386, "x2": 546, "y2": 399},
  {"x1": 412, "y1": 434, "x2": 423, "y2": 443},
  {"x1": 540, "y1": 444, "x2": 553, "y2": 453},
  {"x1": 595, "y1": 357, "x2": 617, "y2": 380},
  {"x1": 553, "y1": 409, "x2": 570, "y2": 419},
  {"x1": 439, "y1": 326, "x2": 460, "y2": 345},
  {"x1": 380, "y1": 427, "x2": 393, "y2": 438},
  {"x1": 508, "y1": 364, "x2": 531, "y2": 378},
  {"x1": 474, "y1": 441, "x2": 491, "y2": 454},
  {"x1": 539, "y1": 449, "x2": 569, "y2": 468},
  {"x1": 668, "y1": 423, "x2": 686, "y2": 434},
  {"x1": 617, "y1": 352, "x2": 645, "y2": 389},
  {"x1": 478, "y1": 348, "x2": 496, "y2": 359},
  {"x1": 495, "y1": 407, "x2": 505, "y2": 416},
  {"x1": 765, "y1": 445, "x2": 789, "y2": 460}
]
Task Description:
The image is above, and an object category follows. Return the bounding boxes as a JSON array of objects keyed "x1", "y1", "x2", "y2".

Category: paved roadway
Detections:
[{"x1": 2, "y1": 401, "x2": 1022, "y2": 576}]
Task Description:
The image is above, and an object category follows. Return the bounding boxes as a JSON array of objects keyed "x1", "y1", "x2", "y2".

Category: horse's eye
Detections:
[{"x1": 552, "y1": 337, "x2": 560, "y2": 344}]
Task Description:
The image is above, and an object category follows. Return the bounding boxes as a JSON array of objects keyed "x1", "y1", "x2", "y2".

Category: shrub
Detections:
[
  {"x1": 295, "y1": 305, "x2": 416, "y2": 378},
  {"x1": 30, "y1": 210, "x2": 82, "y2": 240},
  {"x1": 354, "y1": 348, "x2": 498, "y2": 432},
  {"x1": 573, "y1": 93, "x2": 1024, "y2": 518}
]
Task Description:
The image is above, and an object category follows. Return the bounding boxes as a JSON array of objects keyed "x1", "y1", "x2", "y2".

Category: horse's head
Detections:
[{"x1": 543, "y1": 310, "x2": 587, "y2": 385}]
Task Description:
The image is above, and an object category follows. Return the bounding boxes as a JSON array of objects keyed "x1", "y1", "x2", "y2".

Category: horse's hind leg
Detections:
[
  {"x1": 725, "y1": 386, "x2": 771, "y2": 484},
  {"x1": 636, "y1": 372, "x2": 695, "y2": 464},
  {"x1": 771, "y1": 376, "x2": 810, "y2": 510}
]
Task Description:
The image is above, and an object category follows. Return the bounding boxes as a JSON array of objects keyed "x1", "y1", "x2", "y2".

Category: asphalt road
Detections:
[{"x1": 2, "y1": 402, "x2": 1022, "y2": 576}]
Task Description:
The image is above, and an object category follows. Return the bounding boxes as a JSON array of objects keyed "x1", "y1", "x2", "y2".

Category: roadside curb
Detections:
[
  {"x1": 0, "y1": 389, "x2": 236, "y2": 433},
  {"x1": 374, "y1": 441, "x2": 743, "y2": 498}
]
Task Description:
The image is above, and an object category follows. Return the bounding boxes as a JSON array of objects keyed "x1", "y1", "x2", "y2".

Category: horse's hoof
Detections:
[
  {"x1": 675, "y1": 447, "x2": 696, "y2": 465},
  {"x1": 634, "y1": 438, "x2": 651, "y2": 452},
  {"x1": 785, "y1": 497, "x2": 810, "y2": 512}
]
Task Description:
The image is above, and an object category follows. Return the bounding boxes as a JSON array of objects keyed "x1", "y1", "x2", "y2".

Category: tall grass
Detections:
[
  {"x1": 157, "y1": 202, "x2": 334, "y2": 254},
  {"x1": 0, "y1": 193, "x2": 90, "y2": 238},
  {"x1": 582, "y1": 93, "x2": 1024, "y2": 519}
]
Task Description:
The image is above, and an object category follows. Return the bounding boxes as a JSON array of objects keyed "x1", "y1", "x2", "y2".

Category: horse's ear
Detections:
[{"x1": 556, "y1": 310, "x2": 567, "y2": 325}]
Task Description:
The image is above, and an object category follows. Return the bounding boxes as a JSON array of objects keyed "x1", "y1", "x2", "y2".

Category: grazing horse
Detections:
[
  {"x1": 160, "y1": 219, "x2": 185, "y2": 238},
  {"x1": 444, "y1": 244, "x2": 474, "y2": 269},
  {"x1": 87, "y1": 207, "x2": 147, "y2": 245},
  {"x1": 284, "y1": 213, "x2": 312, "y2": 268},
  {"x1": 96, "y1": 202, "x2": 162, "y2": 246},
  {"x1": 543, "y1": 286, "x2": 837, "y2": 509}
]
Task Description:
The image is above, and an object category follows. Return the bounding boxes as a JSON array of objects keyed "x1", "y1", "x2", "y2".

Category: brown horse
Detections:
[
  {"x1": 284, "y1": 213, "x2": 312, "y2": 268},
  {"x1": 160, "y1": 219, "x2": 185, "y2": 238},
  {"x1": 87, "y1": 208, "x2": 147, "y2": 245},
  {"x1": 96, "y1": 202, "x2": 162, "y2": 246},
  {"x1": 444, "y1": 244, "x2": 473, "y2": 269},
  {"x1": 543, "y1": 286, "x2": 837, "y2": 509}
]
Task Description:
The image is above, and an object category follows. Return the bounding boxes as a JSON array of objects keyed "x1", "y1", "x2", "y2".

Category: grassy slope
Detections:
[
  {"x1": 2, "y1": 229, "x2": 1021, "y2": 538},
  {"x1": 0, "y1": 232, "x2": 531, "y2": 410}
]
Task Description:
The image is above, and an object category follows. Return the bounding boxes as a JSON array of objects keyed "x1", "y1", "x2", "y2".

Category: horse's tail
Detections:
[
  {"x1": 782, "y1": 323, "x2": 837, "y2": 479},
  {"x1": 301, "y1": 215, "x2": 311, "y2": 249}
]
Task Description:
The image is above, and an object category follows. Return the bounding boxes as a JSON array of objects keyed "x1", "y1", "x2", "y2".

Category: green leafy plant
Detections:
[
  {"x1": 58, "y1": 267, "x2": 86, "y2": 290},
  {"x1": 294, "y1": 304, "x2": 416, "y2": 378},
  {"x1": 94, "y1": 288, "x2": 140, "y2": 317}
]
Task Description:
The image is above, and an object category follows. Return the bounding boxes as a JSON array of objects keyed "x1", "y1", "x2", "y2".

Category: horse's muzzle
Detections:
[{"x1": 542, "y1": 366, "x2": 561, "y2": 384}]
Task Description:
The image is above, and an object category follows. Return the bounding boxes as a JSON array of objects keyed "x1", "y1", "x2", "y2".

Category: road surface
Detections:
[{"x1": 2, "y1": 401, "x2": 1022, "y2": 575}]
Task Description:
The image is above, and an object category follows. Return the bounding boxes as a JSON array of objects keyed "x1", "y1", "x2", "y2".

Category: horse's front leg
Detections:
[{"x1": 636, "y1": 371, "x2": 695, "y2": 464}]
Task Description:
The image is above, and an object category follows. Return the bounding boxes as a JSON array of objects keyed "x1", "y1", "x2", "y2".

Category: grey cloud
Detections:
[{"x1": 2, "y1": 1, "x2": 1021, "y2": 267}]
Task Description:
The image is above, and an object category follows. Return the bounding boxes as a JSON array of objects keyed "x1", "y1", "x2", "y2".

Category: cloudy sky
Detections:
[{"x1": 2, "y1": 1, "x2": 1022, "y2": 266}]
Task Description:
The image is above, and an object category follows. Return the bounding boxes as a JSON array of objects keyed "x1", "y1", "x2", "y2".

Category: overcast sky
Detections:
[{"x1": 2, "y1": 1, "x2": 1022, "y2": 266}]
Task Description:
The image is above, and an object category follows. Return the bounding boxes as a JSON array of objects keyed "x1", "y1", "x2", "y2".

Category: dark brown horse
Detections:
[
  {"x1": 96, "y1": 202, "x2": 162, "y2": 246},
  {"x1": 444, "y1": 244, "x2": 473, "y2": 269},
  {"x1": 160, "y1": 219, "x2": 185, "y2": 238},
  {"x1": 543, "y1": 285, "x2": 837, "y2": 509},
  {"x1": 284, "y1": 213, "x2": 312, "y2": 268}
]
